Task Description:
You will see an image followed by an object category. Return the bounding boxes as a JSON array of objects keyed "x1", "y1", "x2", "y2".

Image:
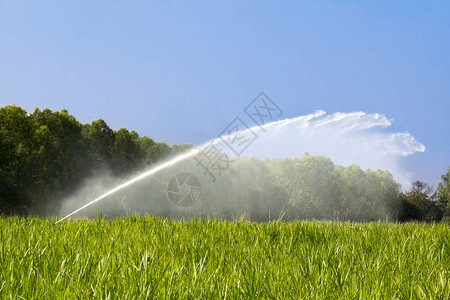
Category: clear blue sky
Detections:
[{"x1": 0, "y1": 1, "x2": 449, "y2": 187}]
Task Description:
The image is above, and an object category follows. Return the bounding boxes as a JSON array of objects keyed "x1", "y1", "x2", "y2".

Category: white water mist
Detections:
[
  {"x1": 217, "y1": 110, "x2": 425, "y2": 186},
  {"x1": 56, "y1": 110, "x2": 424, "y2": 222}
]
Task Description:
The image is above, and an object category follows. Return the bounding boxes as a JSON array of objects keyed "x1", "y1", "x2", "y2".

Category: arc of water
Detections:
[
  {"x1": 55, "y1": 110, "x2": 424, "y2": 224},
  {"x1": 55, "y1": 148, "x2": 201, "y2": 224},
  {"x1": 55, "y1": 117, "x2": 280, "y2": 224}
]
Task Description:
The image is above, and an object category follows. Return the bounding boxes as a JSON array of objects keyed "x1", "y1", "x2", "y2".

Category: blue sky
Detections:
[{"x1": 0, "y1": 1, "x2": 449, "y2": 187}]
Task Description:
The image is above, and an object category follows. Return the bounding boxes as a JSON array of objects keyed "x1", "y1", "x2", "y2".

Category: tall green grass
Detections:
[{"x1": 0, "y1": 216, "x2": 448, "y2": 299}]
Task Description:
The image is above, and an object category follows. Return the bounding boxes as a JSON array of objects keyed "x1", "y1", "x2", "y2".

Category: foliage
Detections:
[
  {"x1": 399, "y1": 181, "x2": 443, "y2": 222},
  {"x1": 0, "y1": 105, "x2": 179, "y2": 215},
  {"x1": 92, "y1": 153, "x2": 404, "y2": 222},
  {"x1": 260, "y1": 155, "x2": 402, "y2": 221},
  {"x1": 437, "y1": 168, "x2": 450, "y2": 219}
]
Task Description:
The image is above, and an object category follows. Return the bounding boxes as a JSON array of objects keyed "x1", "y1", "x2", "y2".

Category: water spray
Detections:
[
  {"x1": 55, "y1": 148, "x2": 201, "y2": 224},
  {"x1": 55, "y1": 110, "x2": 424, "y2": 223},
  {"x1": 55, "y1": 118, "x2": 283, "y2": 224}
]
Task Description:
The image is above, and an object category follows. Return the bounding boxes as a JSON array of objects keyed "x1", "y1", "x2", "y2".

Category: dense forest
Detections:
[
  {"x1": 0, "y1": 105, "x2": 192, "y2": 215},
  {"x1": 1, "y1": 105, "x2": 449, "y2": 221}
]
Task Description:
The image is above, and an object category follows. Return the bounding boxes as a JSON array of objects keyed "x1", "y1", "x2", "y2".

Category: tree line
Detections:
[
  {"x1": 0, "y1": 105, "x2": 192, "y2": 215},
  {"x1": 154, "y1": 154, "x2": 448, "y2": 222},
  {"x1": 1, "y1": 104, "x2": 449, "y2": 221}
]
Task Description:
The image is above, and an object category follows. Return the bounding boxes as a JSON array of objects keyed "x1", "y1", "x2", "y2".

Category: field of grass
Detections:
[{"x1": 0, "y1": 216, "x2": 448, "y2": 299}]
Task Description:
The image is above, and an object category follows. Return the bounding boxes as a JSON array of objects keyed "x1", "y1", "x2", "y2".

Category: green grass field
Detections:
[{"x1": 0, "y1": 216, "x2": 448, "y2": 299}]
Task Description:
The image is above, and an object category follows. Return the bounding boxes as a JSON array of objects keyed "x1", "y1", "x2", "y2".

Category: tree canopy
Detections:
[
  {"x1": 437, "y1": 168, "x2": 450, "y2": 220},
  {"x1": 0, "y1": 105, "x2": 189, "y2": 215}
]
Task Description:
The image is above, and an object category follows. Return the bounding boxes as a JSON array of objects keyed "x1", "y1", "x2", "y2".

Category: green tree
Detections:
[
  {"x1": 111, "y1": 128, "x2": 142, "y2": 174},
  {"x1": 365, "y1": 169, "x2": 402, "y2": 221},
  {"x1": 146, "y1": 142, "x2": 172, "y2": 164},
  {"x1": 400, "y1": 181, "x2": 435, "y2": 221},
  {"x1": 0, "y1": 105, "x2": 182, "y2": 216},
  {"x1": 29, "y1": 108, "x2": 87, "y2": 213},
  {"x1": 82, "y1": 119, "x2": 115, "y2": 164},
  {"x1": 436, "y1": 167, "x2": 450, "y2": 219},
  {"x1": 138, "y1": 136, "x2": 156, "y2": 166},
  {"x1": 0, "y1": 105, "x2": 34, "y2": 214},
  {"x1": 171, "y1": 143, "x2": 194, "y2": 154},
  {"x1": 265, "y1": 154, "x2": 342, "y2": 220}
]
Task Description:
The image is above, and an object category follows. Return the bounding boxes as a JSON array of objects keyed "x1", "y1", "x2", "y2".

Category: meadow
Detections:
[{"x1": 0, "y1": 216, "x2": 448, "y2": 299}]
